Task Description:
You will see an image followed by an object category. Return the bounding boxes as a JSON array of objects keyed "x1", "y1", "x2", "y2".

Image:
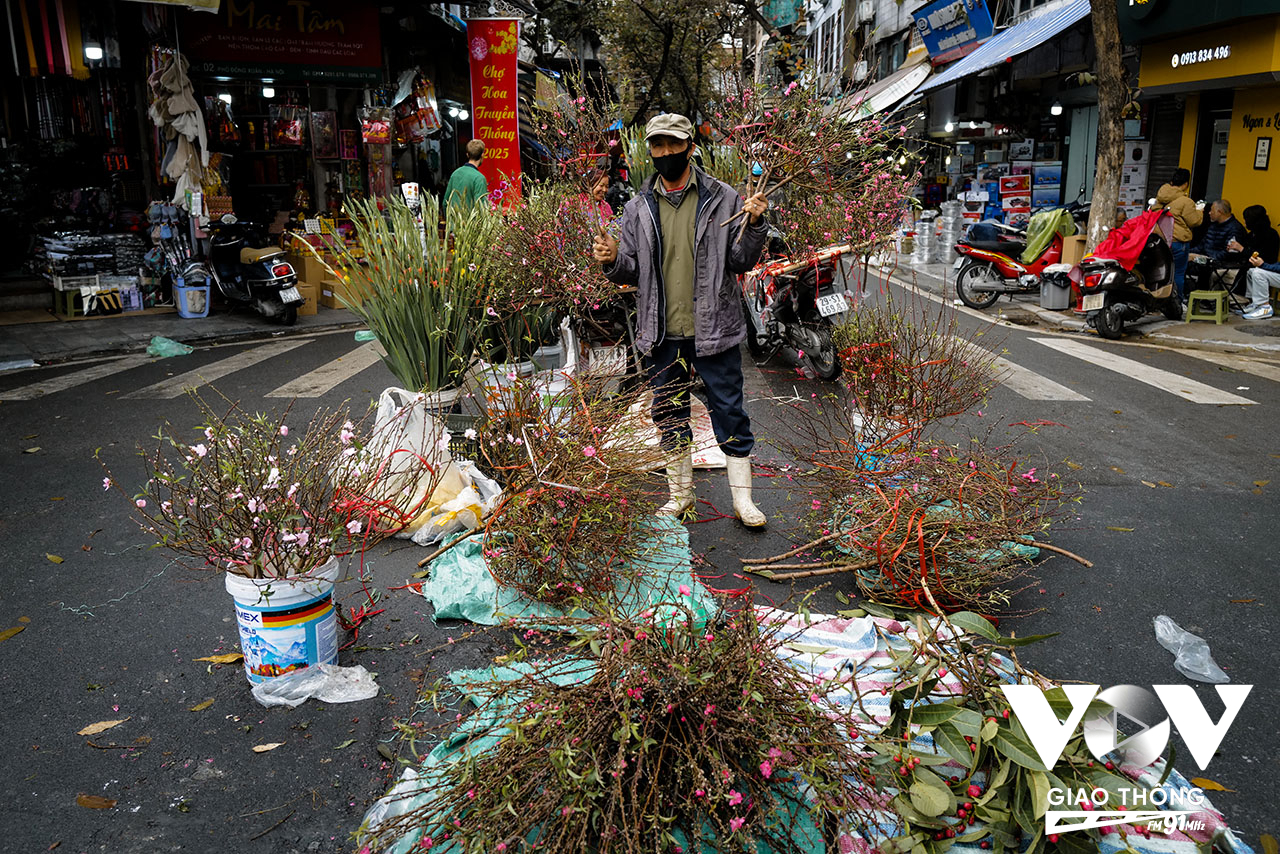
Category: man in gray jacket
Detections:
[{"x1": 592, "y1": 113, "x2": 770, "y2": 527}]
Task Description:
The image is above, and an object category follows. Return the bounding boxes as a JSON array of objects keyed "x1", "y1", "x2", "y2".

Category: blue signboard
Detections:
[{"x1": 913, "y1": 0, "x2": 995, "y2": 65}]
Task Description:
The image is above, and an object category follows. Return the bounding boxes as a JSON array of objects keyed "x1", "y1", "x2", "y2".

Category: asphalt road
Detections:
[{"x1": 0, "y1": 287, "x2": 1275, "y2": 852}]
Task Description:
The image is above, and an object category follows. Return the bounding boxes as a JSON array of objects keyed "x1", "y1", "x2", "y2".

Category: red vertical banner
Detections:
[{"x1": 467, "y1": 18, "x2": 522, "y2": 203}]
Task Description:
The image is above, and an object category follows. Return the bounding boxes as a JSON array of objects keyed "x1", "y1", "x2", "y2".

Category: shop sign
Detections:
[
  {"x1": 1138, "y1": 16, "x2": 1280, "y2": 89},
  {"x1": 181, "y1": 0, "x2": 381, "y2": 84},
  {"x1": 1119, "y1": 0, "x2": 1280, "y2": 45},
  {"x1": 913, "y1": 0, "x2": 994, "y2": 66},
  {"x1": 467, "y1": 18, "x2": 522, "y2": 202}
]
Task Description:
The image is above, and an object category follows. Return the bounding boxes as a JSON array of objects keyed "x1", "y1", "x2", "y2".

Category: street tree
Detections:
[{"x1": 1085, "y1": 0, "x2": 1125, "y2": 251}]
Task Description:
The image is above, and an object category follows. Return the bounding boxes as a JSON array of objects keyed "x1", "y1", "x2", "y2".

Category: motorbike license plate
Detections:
[
  {"x1": 816, "y1": 293, "x2": 847, "y2": 317},
  {"x1": 1081, "y1": 293, "x2": 1105, "y2": 312},
  {"x1": 954, "y1": 257, "x2": 964, "y2": 271},
  {"x1": 279, "y1": 286, "x2": 303, "y2": 305}
]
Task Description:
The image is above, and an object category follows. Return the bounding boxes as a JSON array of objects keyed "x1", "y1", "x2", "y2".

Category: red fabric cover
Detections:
[{"x1": 1089, "y1": 209, "x2": 1168, "y2": 271}]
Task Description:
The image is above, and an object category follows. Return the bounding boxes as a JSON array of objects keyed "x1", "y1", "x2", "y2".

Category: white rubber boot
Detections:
[
  {"x1": 656, "y1": 452, "x2": 695, "y2": 517},
  {"x1": 725, "y1": 455, "x2": 766, "y2": 528}
]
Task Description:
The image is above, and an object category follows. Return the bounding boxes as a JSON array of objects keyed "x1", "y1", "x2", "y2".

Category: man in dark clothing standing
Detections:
[
  {"x1": 444, "y1": 139, "x2": 489, "y2": 212},
  {"x1": 592, "y1": 114, "x2": 771, "y2": 527}
]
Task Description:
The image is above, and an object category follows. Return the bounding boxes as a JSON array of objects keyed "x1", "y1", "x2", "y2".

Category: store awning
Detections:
[
  {"x1": 844, "y1": 57, "x2": 932, "y2": 120},
  {"x1": 913, "y1": 0, "x2": 1090, "y2": 96}
]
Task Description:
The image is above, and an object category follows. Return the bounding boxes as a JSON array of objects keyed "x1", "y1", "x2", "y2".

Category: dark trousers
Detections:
[
  {"x1": 1172, "y1": 240, "x2": 1190, "y2": 299},
  {"x1": 645, "y1": 338, "x2": 754, "y2": 458}
]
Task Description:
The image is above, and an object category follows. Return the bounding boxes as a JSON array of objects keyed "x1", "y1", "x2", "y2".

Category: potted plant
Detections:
[
  {"x1": 319, "y1": 194, "x2": 499, "y2": 410},
  {"x1": 100, "y1": 395, "x2": 425, "y2": 684}
]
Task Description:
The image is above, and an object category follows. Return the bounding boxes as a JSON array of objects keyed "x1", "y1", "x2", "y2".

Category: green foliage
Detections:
[{"x1": 323, "y1": 195, "x2": 498, "y2": 392}]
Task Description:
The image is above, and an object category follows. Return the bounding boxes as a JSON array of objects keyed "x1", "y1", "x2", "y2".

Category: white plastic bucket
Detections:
[
  {"x1": 534, "y1": 370, "x2": 572, "y2": 425},
  {"x1": 474, "y1": 360, "x2": 536, "y2": 411},
  {"x1": 224, "y1": 557, "x2": 341, "y2": 684}
]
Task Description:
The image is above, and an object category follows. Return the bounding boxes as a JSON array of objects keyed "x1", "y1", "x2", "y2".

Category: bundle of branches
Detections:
[
  {"x1": 454, "y1": 370, "x2": 672, "y2": 604},
  {"x1": 358, "y1": 605, "x2": 885, "y2": 853},
  {"x1": 830, "y1": 295, "x2": 1000, "y2": 450},
  {"x1": 755, "y1": 428, "x2": 1079, "y2": 612},
  {"x1": 857, "y1": 609, "x2": 1163, "y2": 851},
  {"x1": 709, "y1": 78, "x2": 917, "y2": 259}
]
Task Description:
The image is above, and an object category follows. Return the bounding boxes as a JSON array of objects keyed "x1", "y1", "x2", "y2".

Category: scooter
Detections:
[
  {"x1": 1067, "y1": 209, "x2": 1182, "y2": 340},
  {"x1": 951, "y1": 196, "x2": 1091, "y2": 310},
  {"x1": 741, "y1": 229, "x2": 853, "y2": 380},
  {"x1": 206, "y1": 214, "x2": 303, "y2": 325}
]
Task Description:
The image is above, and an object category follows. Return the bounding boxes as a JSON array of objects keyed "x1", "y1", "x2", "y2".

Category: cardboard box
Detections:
[
  {"x1": 319, "y1": 277, "x2": 359, "y2": 310},
  {"x1": 286, "y1": 251, "x2": 331, "y2": 285},
  {"x1": 1061, "y1": 235, "x2": 1087, "y2": 266},
  {"x1": 296, "y1": 281, "x2": 318, "y2": 316},
  {"x1": 999, "y1": 175, "x2": 1031, "y2": 194}
]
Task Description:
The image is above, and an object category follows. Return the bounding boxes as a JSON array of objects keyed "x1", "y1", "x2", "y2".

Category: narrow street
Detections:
[{"x1": 0, "y1": 282, "x2": 1274, "y2": 850}]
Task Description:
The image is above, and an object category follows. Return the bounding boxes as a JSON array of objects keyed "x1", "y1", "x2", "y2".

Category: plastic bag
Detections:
[
  {"x1": 146, "y1": 336, "x2": 193, "y2": 358},
  {"x1": 354, "y1": 330, "x2": 377, "y2": 342},
  {"x1": 1153, "y1": 615, "x2": 1230, "y2": 683},
  {"x1": 251, "y1": 663, "x2": 379, "y2": 708},
  {"x1": 360, "y1": 387, "x2": 451, "y2": 532},
  {"x1": 405, "y1": 459, "x2": 503, "y2": 545}
]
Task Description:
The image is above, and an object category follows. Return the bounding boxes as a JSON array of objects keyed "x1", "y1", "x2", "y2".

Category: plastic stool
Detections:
[{"x1": 1187, "y1": 290, "x2": 1227, "y2": 324}]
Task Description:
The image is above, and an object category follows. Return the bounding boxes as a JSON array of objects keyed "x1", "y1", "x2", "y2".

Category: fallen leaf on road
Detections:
[
  {"x1": 1065, "y1": 460, "x2": 1083, "y2": 470},
  {"x1": 0, "y1": 626, "x2": 25, "y2": 642},
  {"x1": 50, "y1": 496, "x2": 64, "y2": 501},
  {"x1": 1259, "y1": 834, "x2": 1277, "y2": 854},
  {"x1": 1255, "y1": 480, "x2": 1270, "y2": 488},
  {"x1": 252, "y1": 742, "x2": 284, "y2": 753},
  {"x1": 1230, "y1": 598, "x2": 1256, "y2": 604},
  {"x1": 377, "y1": 744, "x2": 395, "y2": 761},
  {"x1": 75, "y1": 794, "x2": 116, "y2": 809},
  {"x1": 1141, "y1": 481, "x2": 1157, "y2": 488},
  {"x1": 1157, "y1": 481, "x2": 1174, "y2": 488},
  {"x1": 22, "y1": 433, "x2": 36, "y2": 439},
  {"x1": 333, "y1": 739, "x2": 355, "y2": 750},
  {"x1": 1106, "y1": 526, "x2": 1135, "y2": 533},
  {"x1": 45, "y1": 554, "x2": 64, "y2": 564},
  {"x1": 189, "y1": 698, "x2": 215, "y2": 712},
  {"x1": 18, "y1": 616, "x2": 29, "y2": 623},
  {"x1": 193, "y1": 653, "x2": 243, "y2": 664},
  {"x1": 77, "y1": 718, "x2": 129, "y2": 736},
  {"x1": 1190, "y1": 777, "x2": 1235, "y2": 793},
  {"x1": 24, "y1": 447, "x2": 41, "y2": 454},
  {"x1": 1110, "y1": 466, "x2": 1125, "y2": 474}
]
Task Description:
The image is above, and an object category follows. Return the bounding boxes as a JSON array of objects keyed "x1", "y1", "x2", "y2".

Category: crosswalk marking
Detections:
[
  {"x1": 1177, "y1": 350, "x2": 1280, "y2": 385},
  {"x1": 951, "y1": 337, "x2": 1091, "y2": 401},
  {"x1": 123, "y1": 339, "x2": 312, "y2": 399},
  {"x1": 0, "y1": 354, "x2": 153, "y2": 401},
  {"x1": 265, "y1": 342, "x2": 386, "y2": 398},
  {"x1": 1029, "y1": 337, "x2": 1256, "y2": 405}
]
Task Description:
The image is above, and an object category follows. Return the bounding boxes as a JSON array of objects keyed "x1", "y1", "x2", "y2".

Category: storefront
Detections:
[{"x1": 1131, "y1": 4, "x2": 1280, "y2": 219}]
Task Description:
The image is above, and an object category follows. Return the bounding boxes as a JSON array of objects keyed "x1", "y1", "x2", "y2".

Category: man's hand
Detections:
[
  {"x1": 744, "y1": 192, "x2": 768, "y2": 224},
  {"x1": 593, "y1": 229, "x2": 618, "y2": 265},
  {"x1": 1228, "y1": 238, "x2": 1244, "y2": 253},
  {"x1": 1249, "y1": 253, "x2": 1264, "y2": 268}
]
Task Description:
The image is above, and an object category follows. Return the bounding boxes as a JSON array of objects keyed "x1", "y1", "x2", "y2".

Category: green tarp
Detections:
[{"x1": 1020, "y1": 207, "x2": 1076, "y2": 265}]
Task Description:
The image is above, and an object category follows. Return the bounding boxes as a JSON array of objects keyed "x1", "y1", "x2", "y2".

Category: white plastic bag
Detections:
[
  {"x1": 251, "y1": 663, "x2": 379, "y2": 708},
  {"x1": 364, "y1": 387, "x2": 451, "y2": 531},
  {"x1": 1153, "y1": 615, "x2": 1230, "y2": 683},
  {"x1": 407, "y1": 459, "x2": 503, "y2": 545}
]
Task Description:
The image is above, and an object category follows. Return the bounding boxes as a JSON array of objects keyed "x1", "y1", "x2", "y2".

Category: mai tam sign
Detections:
[
  {"x1": 467, "y1": 18, "x2": 522, "y2": 202},
  {"x1": 913, "y1": 0, "x2": 994, "y2": 65},
  {"x1": 181, "y1": 0, "x2": 381, "y2": 83}
]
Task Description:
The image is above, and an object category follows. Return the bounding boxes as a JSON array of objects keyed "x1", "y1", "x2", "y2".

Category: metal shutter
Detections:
[{"x1": 1146, "y1": 97, "x2": 1185, "y2": 202}]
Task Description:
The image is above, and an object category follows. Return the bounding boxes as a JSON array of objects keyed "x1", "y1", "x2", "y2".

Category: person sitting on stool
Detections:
[{"x1": 1242, "y1": 252, "x2": 1279, "y2": 320}]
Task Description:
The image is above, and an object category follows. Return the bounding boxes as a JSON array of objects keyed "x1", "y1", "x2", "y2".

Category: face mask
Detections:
[{"x1": 651, "y1": 147, "x2": 690, "y2": 183}]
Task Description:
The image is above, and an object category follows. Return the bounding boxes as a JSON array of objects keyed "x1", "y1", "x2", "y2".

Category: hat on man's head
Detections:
[{"x1": 644, "y1": 113, "x2": 694, "y2": 142}]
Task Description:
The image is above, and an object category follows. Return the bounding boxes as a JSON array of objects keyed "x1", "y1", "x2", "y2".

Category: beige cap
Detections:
[{"x1": 644, "y1": 113, "x2": 694, "y2": 142}]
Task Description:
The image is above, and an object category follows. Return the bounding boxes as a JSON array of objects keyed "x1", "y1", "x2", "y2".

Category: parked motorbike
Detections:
[
  {"x1": 951, "y1": 194, "x2": 1091, "y2": 310},
  {"x1": 206, "y1": 214, "x2": 303, "y2": 325},
  {"x1": 1067, "y1": 209, "x2": 1182, "y2": 340},
  {"x1": 741, "y1": 229, "x2": 853, "y2": 380}
]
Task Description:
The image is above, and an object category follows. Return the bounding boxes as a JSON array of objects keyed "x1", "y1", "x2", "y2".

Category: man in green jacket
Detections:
[{"x1": 444, "y1": 139, "x2": 489, "y2": 212}]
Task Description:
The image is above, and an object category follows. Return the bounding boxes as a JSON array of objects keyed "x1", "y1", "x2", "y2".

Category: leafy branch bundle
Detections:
[
  {"x1": 358, "y1": 605, "x2": 883, "y2": 853},
  {"x1": 462, "y1": 370, "x2": 672, "y2": 604},
  {"x1": 858, "y1": 610, "x2": 1162, "y2": 853},
  {"x1": 104, "y1": 392, "x2": 433, "y2": 579},
  {"x1": 710, "y1": 79, "x2": 917, "y2": 259}
]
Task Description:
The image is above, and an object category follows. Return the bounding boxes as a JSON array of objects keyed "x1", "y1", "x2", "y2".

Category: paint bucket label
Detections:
[{"x1": 226, "y1": 562, "x2": 340, "y2": 684}]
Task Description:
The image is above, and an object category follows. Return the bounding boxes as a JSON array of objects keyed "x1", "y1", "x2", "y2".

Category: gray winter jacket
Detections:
[{"x1": 602, "y1": 168, "x2": 768, "y2": 356}]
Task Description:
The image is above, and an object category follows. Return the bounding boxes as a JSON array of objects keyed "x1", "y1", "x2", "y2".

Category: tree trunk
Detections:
[{"x1": 1086, "y1": 0, "x2": 1126, "y2": 252}]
